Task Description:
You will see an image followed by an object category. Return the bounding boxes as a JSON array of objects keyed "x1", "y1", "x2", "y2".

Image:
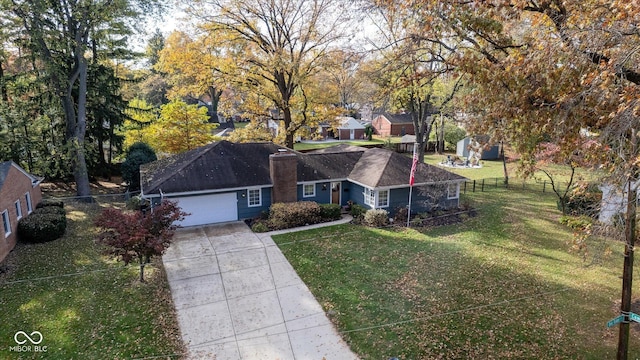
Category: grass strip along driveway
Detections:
[
  {"x1": 273, "y1": 189, "x2": 638, "y2": 359},
  {"x1": 0, "y1": 203, "x2": 184, "y2": 359}
]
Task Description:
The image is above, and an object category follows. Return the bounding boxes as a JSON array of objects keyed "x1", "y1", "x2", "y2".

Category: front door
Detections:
[
  {"x1": 331, "y1": 182, "x2": 341, "y2": 205},
  {"x1": 350, "y1": 129, "x2": 355, "y2": 140}
]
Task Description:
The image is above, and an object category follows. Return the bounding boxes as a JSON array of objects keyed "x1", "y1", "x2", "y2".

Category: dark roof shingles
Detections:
[
  {"x1": 0, "y1": 161, "x2": 12, "y2": 190},
  {"x1": 348, "y1": 148, "x2": 466, "y2": 188},
  {"x1": 375, "y1": 113, "x2": 414, "y2": 124},
  {"x1": 142, "y1": 141, "x2": 466, "y2": 195},
  {"x1": 141, "y1": 141, "x2": 286, "y2": 194}
]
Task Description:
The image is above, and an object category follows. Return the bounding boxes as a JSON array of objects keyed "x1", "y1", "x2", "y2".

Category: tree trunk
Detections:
[
  {"x1": 501, "y1": 141, "x2": 509, "y2": 186},
  {"x1": 618, "y1": 128, "x2": 638, "y2": 360},
  {"x1": 618, "y1": 178, "x2": 636, "y2": 360},
  {"x1": 139, "y1": 255, "x2": 146, "y2": 282},
  {"x1": 73, "y1": 57, "x2": 92, "y2": 199},
  {"x1": 207, "y1": 86, "x2": 222, "y2": 123},
  {"x1": 283, "y1": 106, "x2": 294, "y2": 149}
]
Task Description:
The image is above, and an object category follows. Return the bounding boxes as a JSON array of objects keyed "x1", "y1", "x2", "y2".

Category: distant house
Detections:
[
  {"x1": 456, "y1": 136, "x2": 500, "y2": 160},
  {"x1": 372, "y1": 113, "x2": 415, "y2": 136},
  {"x1": 140, "y1": 141, "x2": 466, "y2": 227},
  {"x1": 318, "y1": 117, "x2": 366, "y2": 140},
  {"x1": 0, "y1": 161, "x2": 43, "y2": 262}
]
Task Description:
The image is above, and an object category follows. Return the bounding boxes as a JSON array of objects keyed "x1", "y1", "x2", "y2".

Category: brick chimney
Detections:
[{"x1": 269, "y1": 150, "x2": 298, "y2": 203}]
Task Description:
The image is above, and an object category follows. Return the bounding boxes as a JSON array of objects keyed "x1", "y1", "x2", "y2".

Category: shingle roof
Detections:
[
  {"x1": 141, "y1": 141, "x2": 287, "y2": 194},
  {"x1": 141, "y1": 141, "x2": 466, "y2": 195},
  {"x1": 0, "y1": 161, "x2": 42, "y2": 192},
  {"x1": 298, "y1": 152, "x2": 363, "y2": 182},
  {"x1": 376, "y1": 112, "x2": 414, "y2": 124},
  {"x1": 348, "y1": 148, "x2": 466, "y2": 188},
  {"x1": 0, "y1": 161, "x2": 12, "y2": 190}
]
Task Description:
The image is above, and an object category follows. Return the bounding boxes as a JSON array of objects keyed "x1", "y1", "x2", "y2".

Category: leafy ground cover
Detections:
[
  {"x1": 0, "y1": 203, "x2": 184, "y2": 359},
  {"x1": 273, "y1": 189, "x2": 637, "y2": 359}
]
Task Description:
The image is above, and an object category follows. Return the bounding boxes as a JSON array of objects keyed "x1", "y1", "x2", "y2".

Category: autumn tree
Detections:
[
  {"x1": 156, "y1": 31, "x2": 233, "y2": 122},
  {"x1": 151, "y1": 99, "x2": 217, "y2": 154},
  {"x1": 186, "y1": 0, "x2": 349, "y2": 148},
  {"x1": 95, "y1": 200, "x2": 187, "y2": 282},
  {"x1": 366, "y1": 4, "x2": 462, "y2": 162},
  {"x1": 316, "y1": 48, "x2": 366, "y2": 111},
  {"x1": 377, "y1": 1, "x2": 639, "y2": 357},
  {"x1": 122, "y1": 98, "x2": 158, "y2": 149}
]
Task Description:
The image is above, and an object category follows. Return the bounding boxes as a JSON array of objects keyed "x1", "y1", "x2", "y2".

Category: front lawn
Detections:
[
  {"x1": 293, "y1": 139, "x2": 388, "y2": 151},
  {"x1": 0, "y1": 203, "x2": 184, "y2": 359},
  {"x1": 273, "y1": 189, "x2": 636, "y2": 359}
]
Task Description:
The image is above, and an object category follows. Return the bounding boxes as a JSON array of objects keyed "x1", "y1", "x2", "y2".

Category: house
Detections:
[
  {"x1": 318, "y1": 117, "x2": 366, "y2": 140},
  {"x1": 456, "y1": 136, "x2": 500, "y2": 160},
  {"x1": 372, "y1": 113, "x2": 415, "y2": 136},
  {"x1": 140, "y1": 141, "x2": 466, "y2": 227},
  {"x1": 0, "y1": 161, "x2": 43, "y2": 262}
]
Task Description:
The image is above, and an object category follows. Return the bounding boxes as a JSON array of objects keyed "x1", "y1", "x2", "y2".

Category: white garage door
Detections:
[{"x1": 172, "y1": 193, "x2": 238, "y2": 226}]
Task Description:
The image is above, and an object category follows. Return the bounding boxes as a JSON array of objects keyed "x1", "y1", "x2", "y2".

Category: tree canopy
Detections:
[{"x1": 186, "y1": 0, "x2": 350, "y2": 148}]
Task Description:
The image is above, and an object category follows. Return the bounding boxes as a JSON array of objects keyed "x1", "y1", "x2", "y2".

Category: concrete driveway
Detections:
[{"x1": 162, "y1": 221, "x2": 358, "y2": 360}]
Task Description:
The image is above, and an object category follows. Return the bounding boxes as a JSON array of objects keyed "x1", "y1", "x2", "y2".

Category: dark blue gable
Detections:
[{"x1": 345, "y1": 183, "x2": 461, "y2": 216}]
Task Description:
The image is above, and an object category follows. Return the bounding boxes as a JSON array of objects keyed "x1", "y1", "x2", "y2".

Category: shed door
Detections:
[{"x1": 172, "y1": 193, "x2": 238, "y2": 226}]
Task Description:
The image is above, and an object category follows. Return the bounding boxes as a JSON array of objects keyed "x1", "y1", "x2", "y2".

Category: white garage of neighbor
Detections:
[{"x1": 172, "y1": 193, "x2": 238, "y2": 227}]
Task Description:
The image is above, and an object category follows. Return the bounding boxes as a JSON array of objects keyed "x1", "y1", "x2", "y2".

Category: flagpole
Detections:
[
  {"x1": 408, "y1": 142, "x2": 418, "y2": 227},
  {"x1": 407, "y1": 184, "x2": 413, "y2": 227}
]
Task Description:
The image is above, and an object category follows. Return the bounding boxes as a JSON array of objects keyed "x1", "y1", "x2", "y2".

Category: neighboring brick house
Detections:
[
  {"x1": 0, "y1": 161, "x2": 43, "y2": 262},
  {"x1": 372, "y1": 113, "x2": 415, "y2": 136}
]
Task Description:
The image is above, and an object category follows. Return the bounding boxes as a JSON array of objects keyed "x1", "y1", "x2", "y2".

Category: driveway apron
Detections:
[{"x1": 162, "y1": 222, "x2": 359, "y2": 359}]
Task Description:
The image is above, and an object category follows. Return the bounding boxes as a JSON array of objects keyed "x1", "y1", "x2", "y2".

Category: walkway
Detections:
[{"x1": 162, "y1": 217, "x2": 358, "y2": 359}]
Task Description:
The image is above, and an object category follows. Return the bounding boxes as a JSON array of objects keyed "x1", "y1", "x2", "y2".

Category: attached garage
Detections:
[{"x1": 172, "y1": 193, "x2": 238, "y2": 227}]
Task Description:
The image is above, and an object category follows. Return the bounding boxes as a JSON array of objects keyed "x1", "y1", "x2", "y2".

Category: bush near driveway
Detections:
[
  {"x1": 268, "y1": 201, "x2": 322, "y2": 230},
  {"x1": 319, "y1": 203, "x2": 342, "y2": 221}
]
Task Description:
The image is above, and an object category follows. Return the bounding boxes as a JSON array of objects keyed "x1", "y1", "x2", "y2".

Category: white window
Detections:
[
  {"x1": 364, "y1": 188, "x2": 389, "y2": 208},
  {"x1": 15, "y1": 200, "x2": 22, "y2": 220},
  {"x1": 25, "y1": 192, "x2": 32, "y2": 214},
  {"x1": 2, "y1": 210, "x2": 10, "y2": 237},
  {"x1": 248, "y1": 188, "x2": 262, "y2": 207},
  {"x1": 364, "y1": 188, "x2": 375, "y2": 207},
  {"x1": 303, "y1": 183, "x2": 315, "y2": 198},
  {"x1": 377, "y1": 190, "x2": 389, "y2": 208},
  {"x1": 448, "y1": 183, "x2": 460, "y2": 200}
]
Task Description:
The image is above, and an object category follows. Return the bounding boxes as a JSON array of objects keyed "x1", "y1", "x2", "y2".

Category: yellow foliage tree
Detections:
[
  {"x1": 156, "y1": 31, "x2": 239, "y2": 122},
  {"x1": 122, "y1": 98, "x2": 158, "y2": 150},
  {"x1": 147, "y1": 99, "x2": 217, "y2": 154}
]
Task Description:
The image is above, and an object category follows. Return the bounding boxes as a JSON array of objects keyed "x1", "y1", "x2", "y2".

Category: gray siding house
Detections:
[{"x1": 141, "y1": 141, "x2": 466, "y2": 227}]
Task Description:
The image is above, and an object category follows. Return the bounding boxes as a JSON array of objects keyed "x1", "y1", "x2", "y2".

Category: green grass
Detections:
[
  {"x1": 0, "y1": 203, "x2": 184, "y2": 359},
  {"x1": 423, "y1": 153, "x2": 600, "y2": 184},
  {"x1": 293, "y1": 139, "x2": 388, "y2": 151},
  {"x1": 273, "y1": 189, "x2": 635, "y2": 359},
  {"x1": 233, "y1": 121, "x2": 250, "y2": 129}
]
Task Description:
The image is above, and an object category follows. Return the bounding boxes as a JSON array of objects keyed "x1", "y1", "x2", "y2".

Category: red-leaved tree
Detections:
[{"x1": 95, "y1": 200, "x2": 188, "y2": 282}]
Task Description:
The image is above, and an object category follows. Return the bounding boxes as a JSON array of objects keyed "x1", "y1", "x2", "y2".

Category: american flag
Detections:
[{"x1": 409, "y1": 143, "x2": 418, "y2": 186}]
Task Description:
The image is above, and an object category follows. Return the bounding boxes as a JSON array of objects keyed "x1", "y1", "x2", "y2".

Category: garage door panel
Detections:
[{"x1": 173, "y1": 193, "x2": 238, "y2": 226}]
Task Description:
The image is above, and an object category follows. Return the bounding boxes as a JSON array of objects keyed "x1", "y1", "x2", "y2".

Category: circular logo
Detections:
[{"x1": 14, "y1": 331, "x2": 43, "y2": 345}]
